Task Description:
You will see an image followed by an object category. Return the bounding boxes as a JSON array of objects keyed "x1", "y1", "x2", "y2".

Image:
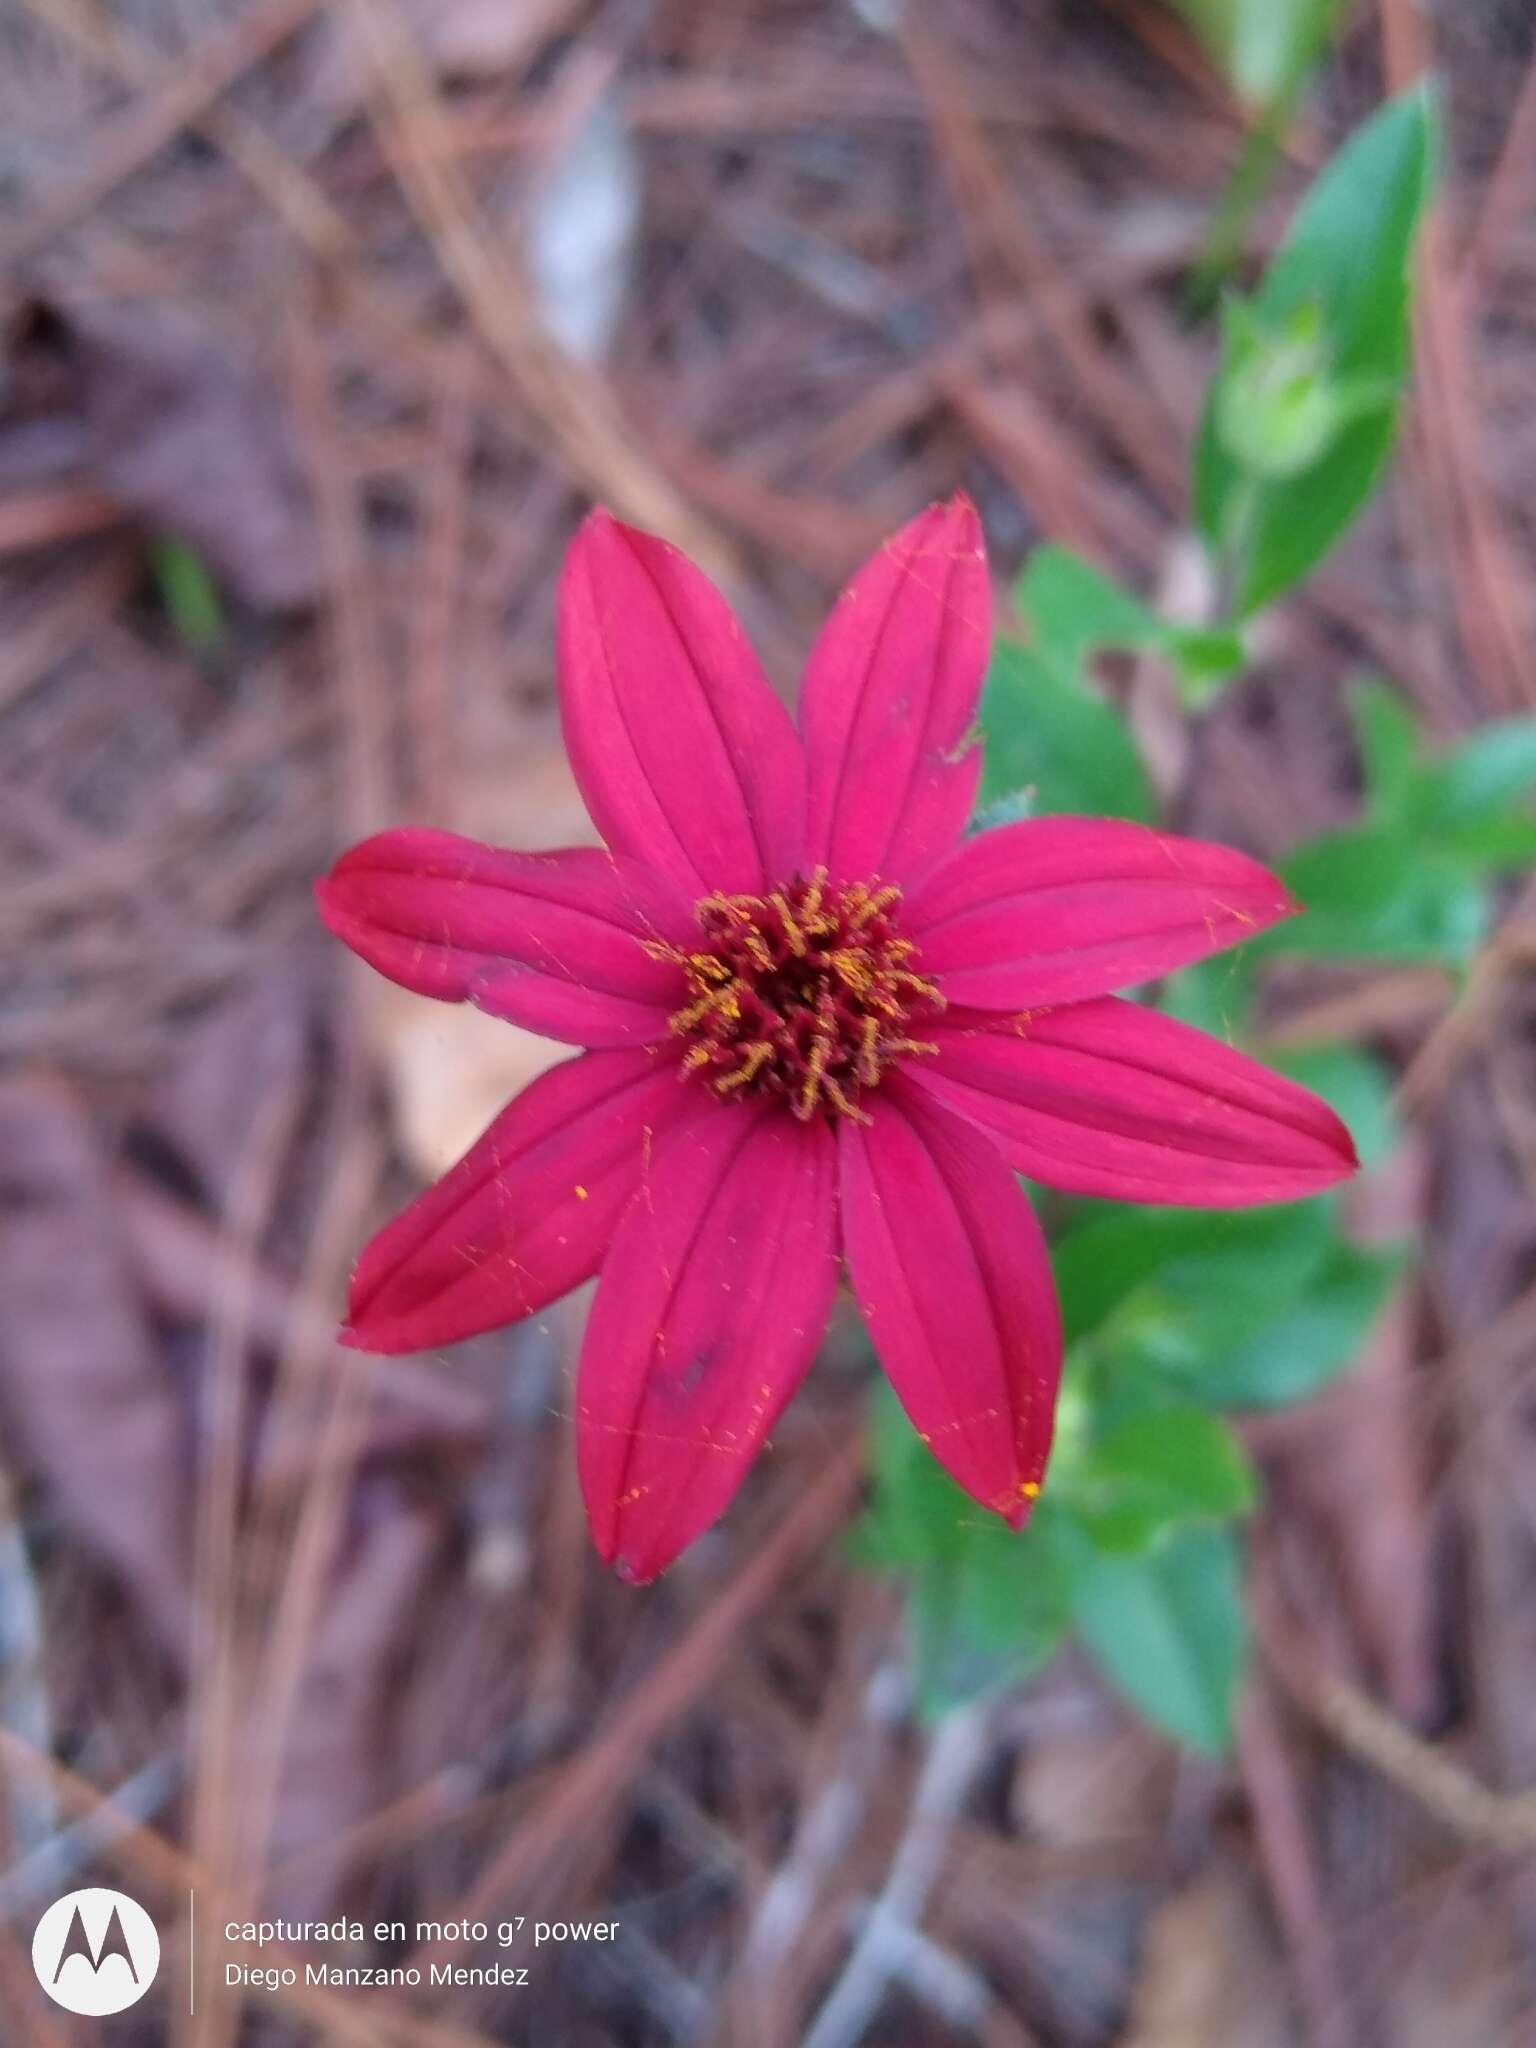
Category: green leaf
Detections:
[
  {"x1": 1070, "y1": 1405, "x2": 1258, "y2": 1552},
  {"x1": 852, "y1": 1380, "x2": 986, "y2": 1571},
  {"x1": 978, "y1": 642, "x2": 1154, "y2": 822},
  {"x1": 1349, "y1": 692, "x2": 1536, "y2": 871},
  {"x1": 1268, "y1": 824, "x2": 1486, "y2": 963},
  {"x1": 1425, "y1": 811, "x2": 1536, "y2": 871},
  {"x1": 1069, "y1": 1524, "x2": 1247, "y2": 1754},
  {"x1": 1410, "y1": 718, "x2": 1536, "y2": 870},
  {"x1": 909, "y1": 1510, "x2": 1071, "y2": 1717},
  {"x1": 1261, "y1": 1042, "x2": 1396, "y2": 1168},
  {"x1": 1353, "y1": 678, "x2": 1422, "y2": 816},
  {"x1": 1159, "y1": 954, "x2": 1255, "y2": 1036},
  {"x1": 1172, "y1": 0, "x2": 1347, "y2": 112},
  {"x1": 1417, "y1": 719, "x2": 1536, "y2": 821},
  {"x1": 856, "y1": 1385, "x2": 1071, "y2": 1716},
  {"x1": 1019, "y1": 547, "x2": 1161, "y2": 674},
  {"x1": 1171, "y1": 623, "x2": 1248, "y2": 694},
  {"x1": 1172, "y1": 1241, "x2": 1406, "y2": 1408},
  {"x1": 152, "y1": 537, "x2": 226, "y2": 653},
  {"x1": 1260, "y1": 90, "x2": 1437, "y2": 379},
  {"x1": 1282, "y1": 822, "x2": 1412, "y2": 913},
  {"x1": 1196, "y1": 86, "x2": 1438, "y2": 614},
  {"x1": 1052, "y1": 1200, "x2": 1330, "y2": 1349},
  {"x1": 1017, "y1": 545, "x2": 1244, "y2": 707}
]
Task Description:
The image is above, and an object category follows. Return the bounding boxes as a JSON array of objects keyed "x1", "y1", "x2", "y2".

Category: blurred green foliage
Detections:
[
  {"x1": 152, "y1": 536, "x2": 227, "y2": 655},
  {"x1": 858, "y1": 85, "x2": 1536, "y2": 1755},
  {"x1": 1195, "y1": 86, "x2": 1438, "y2": 614},
  {"x1": 1170, "y1": 0, "x2": 1348, "y2": 116},
  {"x1": 1171, "y1": 0, "x2": 1354, "y2": 304}
]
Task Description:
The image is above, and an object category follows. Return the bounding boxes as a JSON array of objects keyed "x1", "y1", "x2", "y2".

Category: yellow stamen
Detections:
[
  {"x1": 769, "y1": 892, "x2": 807, "y2": 956},
  {"x1": 670, "y1": 983, "x2": 742, "y2": 1033},
  {"x1": 654, "y1": 868, "x2": 939, "y2": 1124},
  {"x1": 715, "y1": 1041, "x2": 774, "y2": 1093},
  {"x1": 828, "y1": 949, "x2": 874, "y2": 994},
  {"x1": 857, "y1": 1015, "x2": 882, "y2": 1086},
  {"x1": 799, "y1": 1034, "x2": 833, "y2": 1119},
  {"x1": 848, "y1": 883, "x2": 900, "y2": 928},
  {"x1": 888, "y1": 1036, "x2": 940, "y2": 1061},
  {"x1": 894, "y1": 970, "x2": 944, "y2": 1004},
  {"x1": 822, "y1": 1074, "x2": 871, "y2": 1124}
]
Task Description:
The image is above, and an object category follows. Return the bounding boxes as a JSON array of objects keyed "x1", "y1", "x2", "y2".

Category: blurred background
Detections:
[{"x1": 2, "y1": 1, "x2": 1535, "y2": 2043}]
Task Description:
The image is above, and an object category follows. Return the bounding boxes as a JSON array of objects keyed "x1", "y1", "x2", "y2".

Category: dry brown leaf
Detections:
[
  {"x1": 363, "y1": 746, "x2": 597, "y2": 1181},
  {"x1": 1121, "y1": 1874, "x2": 1293, "y2": 2048},
  {"x1": 1010, "y1": 1726, "x2": 1170, "y2": 1845},
  {"x1": 371, "y1": 991, "x2": 569, "y2": 1184}
]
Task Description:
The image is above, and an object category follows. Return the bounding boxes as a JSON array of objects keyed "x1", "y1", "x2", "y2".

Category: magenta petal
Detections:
[
  {"x1": 913, "y1": 999, "x2": 1359, "y2": 1206},
  {"x1": 907, "y1": 818, "x2": 1296, "y2": 1008},
  {"x1": 840, "y1": 1081, "x2": 1060, "y2": 1524},
  {"x1": 577, "y1": 1107, "x2": 839, "y2": 1581},
  {"x1": 558, "y1": 510, "x2": 807, "y2": 898},
  {"x1": 317, "y1": 830, "x2": 683, "y2": 1047},
  {"x1": 344, "y1": 1049, "x2": 698, "y2": 1354},
  {"x1": 801, "y1": 494, "x2": 989, "y2": 887}
]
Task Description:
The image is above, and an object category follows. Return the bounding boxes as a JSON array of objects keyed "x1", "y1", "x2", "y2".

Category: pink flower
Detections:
[{"x1": 317, "y1": 498, "x2": 1356, "y2": 1580}]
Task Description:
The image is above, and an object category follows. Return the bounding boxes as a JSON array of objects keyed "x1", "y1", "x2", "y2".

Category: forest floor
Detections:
[{"x1": 2, "y1": 2, "x2": 1536, "y2": 2044}]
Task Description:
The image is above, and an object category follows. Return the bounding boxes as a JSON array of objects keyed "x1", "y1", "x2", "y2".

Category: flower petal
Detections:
[
  {"x1": 840, "y1": 1081, "x2": 1060, "y2": 1524},
  {"x1": 577, "y1": 1106, "x2": 839, "y2": 1581},
  {"x1": 912, "y1": 999, "x2": 1358, "y2": 1206},
  {"x1": 316, "y1": 830, "x2": 683, "y2": 1047},
  {"x1": 343, "y1": 1048, "x2": 698, "y2": 1354},
  {"x1": 907, "y1": 817, "x2": 1296, "y2": 1008},
  {"x1": 801, "y1": 494, "x2": 989, "y2": 887},
  {"x1": 558, "y1": 510, "x2": 807, "y2": 899}
]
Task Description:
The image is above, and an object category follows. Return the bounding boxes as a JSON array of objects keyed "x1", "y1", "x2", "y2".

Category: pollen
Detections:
[{"x1": 647, "y1": 867, "x2": 944, "y2": 1122}]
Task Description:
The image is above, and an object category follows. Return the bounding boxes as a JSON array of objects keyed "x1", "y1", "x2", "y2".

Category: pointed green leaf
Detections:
[
  {"x1": 1171, "y1": 1241, "x2": 1406, "y2": 1408},
  {"x1": 1158, "y1": 954, "x2": 1256, "y2": 1036},
  {"x1": 978, "y1": 642, "x2": 1153, "y2": 822},
  {"x1": 1353, "y1": 679, "x2": 1422, "y2": 816},
  {"x1": 1018, "y1": 547, "x2": 1161, "y2": 674},
  {"x1": 1172, "y1": 0, "x2": 1348, "y2": 112},
  {"x1": 909, "y1": 1510, "x2": 1071, "y2": 1718},
  {"x1": 1052, "y1": 1201, "x2": 1330, "y2": 1349},
  {"x1": 1069, "y1": 1525, "x2": 1247, "y2": 1754},
  {"x1": 1410, "y1": 718, "x2": 1536, "y2": 870},
  {"x1": 1070, "y1": 1405, "x2": 1258, "y2": 1552},
  {"x1": 1017, "y1": 545, "x2": 1244, "y2": 708},
  {"x1": 1196, "y1": 86, "x2": 1438, "y2": 614},
  {"x1": 1268, "y1": 824, "x2": 1486, "y2": 963}
]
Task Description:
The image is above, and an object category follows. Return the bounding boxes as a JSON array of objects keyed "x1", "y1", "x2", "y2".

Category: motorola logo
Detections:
[{"x1": 32, "y1": 1888, "x2": 160, "y2": 2016}]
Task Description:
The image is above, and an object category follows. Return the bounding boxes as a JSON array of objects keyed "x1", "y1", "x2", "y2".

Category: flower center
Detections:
[{"x1": 648, "y1": 869, "x2": 943, "y2": 1123}]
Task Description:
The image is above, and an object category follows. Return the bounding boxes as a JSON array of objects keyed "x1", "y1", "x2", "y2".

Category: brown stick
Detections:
[{"x1": 0, "y1": 485, "x2": 124, "y2": 555}]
